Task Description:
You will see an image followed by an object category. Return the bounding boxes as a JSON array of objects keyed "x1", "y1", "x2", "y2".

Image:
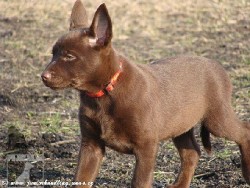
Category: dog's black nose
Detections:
[{"x1": 41, "y1": 71, "x2": 51, "y2": 81}]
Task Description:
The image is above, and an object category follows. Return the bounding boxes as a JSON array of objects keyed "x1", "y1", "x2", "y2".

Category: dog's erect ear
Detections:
[
  {"x1": 69, "y1": 0, "x2": 88, "y2": 30},
  {"x1": 89, "y1": 3, "x2": 112, "y2": 47}
]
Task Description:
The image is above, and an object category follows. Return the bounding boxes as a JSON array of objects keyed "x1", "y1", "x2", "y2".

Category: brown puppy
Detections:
[{"x1": 41, "y1": 1, "x2": 250, "y2": 187}]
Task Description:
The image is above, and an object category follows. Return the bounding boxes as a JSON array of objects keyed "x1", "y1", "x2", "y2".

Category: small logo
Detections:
[{"x1": 5, "y1": 154, "x2": 44, "y2": 188}]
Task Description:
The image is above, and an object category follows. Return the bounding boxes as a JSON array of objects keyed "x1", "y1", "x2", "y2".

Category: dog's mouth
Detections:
[
  {"x1": 41, "y1": 76, "x2": 70, "y2": 90},
  {"x1": 44, "y1": 83, "x2": 71, "y2": 91},
  {"x1": 45, "y1": 85, "x2": 65, "y2": 90},
  {"x1": 41, "y1": 71, "x2": 88, "y2": 91}
]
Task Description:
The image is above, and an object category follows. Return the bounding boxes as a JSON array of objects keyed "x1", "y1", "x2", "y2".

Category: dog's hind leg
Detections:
[
  {"x1": 239, "y1": 122, "x2": 250, "y2": 185},
  {"x1": 200, "y1": 125, "x2": 212, "y2": 154},
  {"x1": 204, "y1": 103, "x2": 250, "y2": 185},
  {"x1": 167, "y1": 128, "x2": 200, "y2": 188}
]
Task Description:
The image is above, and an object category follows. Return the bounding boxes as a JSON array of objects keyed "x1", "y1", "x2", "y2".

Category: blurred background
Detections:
[{"x1": 0, "y1": 0, "x2": 249, "y2": 187}]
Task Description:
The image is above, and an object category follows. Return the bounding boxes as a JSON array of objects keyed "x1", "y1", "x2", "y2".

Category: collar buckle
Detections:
[{"x1": 86, "y1": 62, "x2": 122, "y2": 98}]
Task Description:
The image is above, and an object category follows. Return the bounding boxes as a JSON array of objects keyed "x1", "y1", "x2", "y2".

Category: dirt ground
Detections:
[{"x1": 0, "y1": 0, "x2": 249, "y2": 187}]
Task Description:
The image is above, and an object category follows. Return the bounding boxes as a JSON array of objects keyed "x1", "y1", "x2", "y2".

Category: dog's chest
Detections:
[{"x1": 80, "y1": 99, "x2": 133, "y2": 154}]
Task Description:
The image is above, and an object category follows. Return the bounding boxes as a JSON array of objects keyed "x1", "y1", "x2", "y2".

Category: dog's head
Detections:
[{"x1": 41, "y1": 0, "x2": 113, "y2": 92}]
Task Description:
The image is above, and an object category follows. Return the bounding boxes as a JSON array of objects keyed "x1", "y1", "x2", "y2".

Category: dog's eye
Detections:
[{"x1": 65, "y1": 54, "x2": 76, "y2": 61}]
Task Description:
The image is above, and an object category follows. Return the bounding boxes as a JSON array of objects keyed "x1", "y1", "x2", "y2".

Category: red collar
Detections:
[{"x1": 86, "y1": 62, "x2": 122, "y2": 98}]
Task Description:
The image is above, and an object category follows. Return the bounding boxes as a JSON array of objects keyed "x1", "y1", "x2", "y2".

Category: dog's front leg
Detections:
[
  {"x1": 74, "y1": 139, "x2": 105, "y2": 187},
  {"x1": 132, "y1": 142, "x2": 158, "y2": 188}
]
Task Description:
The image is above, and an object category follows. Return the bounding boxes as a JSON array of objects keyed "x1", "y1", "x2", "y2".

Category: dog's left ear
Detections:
[
  {"x1": 89, "y1": 3, "x2": 112, "y2": 47},
  {"x1": 69, "y1": 0, "x2": 88, "y2": 30}
]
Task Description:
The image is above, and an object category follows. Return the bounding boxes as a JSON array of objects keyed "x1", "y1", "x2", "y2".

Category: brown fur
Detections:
[{"x1": 41, "y1": 1, "x2": 250, "y2": 187}]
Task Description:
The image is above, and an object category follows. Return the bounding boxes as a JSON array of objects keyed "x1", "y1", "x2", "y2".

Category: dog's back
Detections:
[{"x1": 130, "y1": 55, "x2": 232, "y2": 139}]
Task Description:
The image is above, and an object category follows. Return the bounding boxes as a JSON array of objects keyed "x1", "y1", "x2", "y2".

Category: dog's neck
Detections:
[
  {"x1": 86, "y1": 61, "x2": 122, "y2": 97},
  {"x1": 83, "y1": 47, "x2": 122, "y2": 96}
]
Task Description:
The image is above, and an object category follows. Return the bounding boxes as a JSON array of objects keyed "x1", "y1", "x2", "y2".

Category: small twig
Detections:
[
  {"x1": 154, "y1": 171, "x2": 176, "y2": 175},
  {"x1": 0, "y1": 59, "x2": 10, "y2": 63},
  {"x1": 194, "y1": 172, "x2": 215, "y2": 179},
  {"x1": 50, "y1": 139, "x2": 75, "y2": 146},
  {"x1": 11, "y1": 85, "x2": 22, "y2": 93},
  {"x1": 0, "y1": 149, "x2": 21, "y2": 157},
  {"x1": 24, "y1": 111, "x2": 73, "y2": 116},
  {"x1": 208, "y1": 157, "x2": 217, "y2": 164}
]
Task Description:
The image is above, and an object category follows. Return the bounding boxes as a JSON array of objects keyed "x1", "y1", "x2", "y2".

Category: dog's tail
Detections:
[{"x1": 200, "y1": 125, "x2": 212, "y2": 155}]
